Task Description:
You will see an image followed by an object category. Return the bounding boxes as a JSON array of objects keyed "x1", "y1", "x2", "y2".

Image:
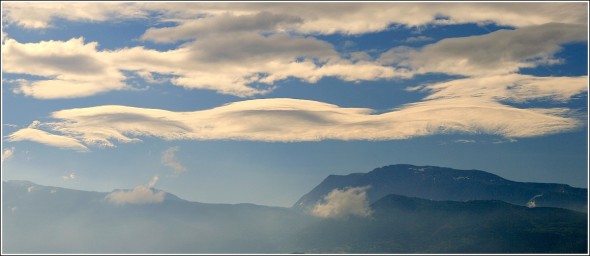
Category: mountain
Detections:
[
  {"x1": 2, "y1": 180, "x2": 312, "y2": 254},
  {"x1": 2, "y1": 169, "x2": 588, "y2": 254},
  {"x1": 293, "y1": 194, "x2": 588, "y2": 253},
  {"x1": 293, "y1": 164, "x2": 587, "y2": 212}
]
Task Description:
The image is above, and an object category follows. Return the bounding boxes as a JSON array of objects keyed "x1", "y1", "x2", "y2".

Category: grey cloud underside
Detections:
[
  {"x1": 379, "y1": 23, "x2": 587, "y2": 76},
  {"x1": 2, "y1": 5, "x2": 587, "y2": 99},
  {"x1": 3, "y1": 2, "x2": 587, "y2": 30}
]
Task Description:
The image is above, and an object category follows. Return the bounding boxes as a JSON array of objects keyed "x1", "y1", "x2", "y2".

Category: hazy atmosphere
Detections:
[{"x1": 1, "y1": 2, "x2": 588, "y2": 254}]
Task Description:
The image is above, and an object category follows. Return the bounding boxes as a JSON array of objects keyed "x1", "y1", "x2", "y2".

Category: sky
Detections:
[{"x1": 1, "y1": 2, "x2": 588, "y2": 207}]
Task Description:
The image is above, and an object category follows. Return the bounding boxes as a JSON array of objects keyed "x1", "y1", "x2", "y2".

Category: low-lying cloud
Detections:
[
  {"x1": 105, "y1": 175, "x2": 165, "y2": 205},
  {"x1": 311, "y1": 186, "x2": 372, "y2": 218}
]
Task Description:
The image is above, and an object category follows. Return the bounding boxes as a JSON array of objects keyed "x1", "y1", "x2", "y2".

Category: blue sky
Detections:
[{"x1": 1, "y1": 2, "x2": 588, "y2": 207}]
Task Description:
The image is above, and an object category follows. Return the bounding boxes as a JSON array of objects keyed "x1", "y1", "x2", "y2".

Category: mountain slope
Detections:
[
  {"x1": 2, "y1": 180, "x2": 312, "y2": 254},
  {"x1": 294, "y1": 194, "x2": 588, "y2": 253},
  {"x1": 293, "y1": 164, "x2": 587, "y2": 212}
]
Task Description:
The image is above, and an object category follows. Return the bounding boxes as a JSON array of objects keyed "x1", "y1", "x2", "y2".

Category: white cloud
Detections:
[
  {"x1": 105, "y1": 175, "x2": 165, "y2": 205},
  {"x1": 2, "y1": 2, "x2": 149, "y2": 29},
  {"x1": 417, "y1": 74, "x2": 588, "y2": 103},
  {"x1": 62, "y1": 173, "x2": 76, "y2": 180},
  {"x1": 2, "y1": 147, "x2": 15, "y2": 162},
  {"x1": 141, "y1": 11, "x2": 303, "y2": 43},
  {"x1": 3, "y1": 33, "x2": 408, "y2": 98},
  {"x1": 2, "y1": 37, "x2": 126, "y2": 99},
  {"x1": 3, "y1": 6, "x2": 585, "y2": 99},
  {"x1": 403, "y1": 36, "x2": 434, "y2": 43},
  {"x1": 161, "y1": 147, "x2": 185, "y2": 174},
  {"x1": 118, "y1": 33, "x2": 409, "y2": 97},
  {"x1": 7, "y1": 2, "x2": 585, "y2": 33},
  {"x1": 6, "y1": 126, "x2": 89, "y2": 152},
  {"x1": 311, "y1": 186, "x2": 372, "y2": 218},
  {"x1": 527, "y1": 194, "x2": 543, "y2": 208},
  {"x1": 148, "y1": 175, "x2": 159, "y2": 188},
  {"x1": 5, "y1": 96, "x2": 584, "y2": 150},
  {"x1": 454, "y1": 139, "x2": 476, "y2": 144},
  {"x1": 379, "y1": 23, "x2": 587, "y2": 76}
]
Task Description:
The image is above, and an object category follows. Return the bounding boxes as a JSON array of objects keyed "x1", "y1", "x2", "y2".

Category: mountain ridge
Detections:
[
  {"x1": 2, "y1": 171, "x2": 588, "y2": 253},
  {"x1": 293, "y1": 164, "x2": 587, "y2": 212}
]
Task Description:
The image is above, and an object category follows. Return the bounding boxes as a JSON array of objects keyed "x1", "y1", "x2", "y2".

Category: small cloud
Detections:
[
  {"x1": 136, "y1": 71, "x2": 169, "y2": 84},
  {"x1": 2, "y1": 147, "x2": 15, "y2": 162},
  {"x1": 28, "y1": 120, "x2": 41, "y2": 128},
  {"x1": 62, "y1": 172, "x2": 76, "y2": 180},
  {"x1": 404, "y1": 35, "x2": 433, "y2": 43},
  {"x1": 311, "y1": 186, "x2": 372, "y2": 218},
  {"x1": 148, "y1": 175, "x2": 159, "y2": 188},
  {"x1": 161, "y1": 146, "x2": 185, "y2": 174},
  {"x1": 492, "y1": 138, "x2": 518, "y2": 144},
  {"x1": 341, "y1": 40, "x2": 357, "y2": 49},
  {"x1": 453, "y1": 139, "x2": 476, "y2": 144},
  {"x1": 527, "y1": 194, "x2": 543, "y2": 208},
  {"x1": 105, "y1": 175, "x2": 164, "y2": 205}
]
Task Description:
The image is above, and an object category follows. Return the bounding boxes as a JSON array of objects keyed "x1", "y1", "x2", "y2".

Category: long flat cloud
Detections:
[
  {"x1": 6, "y1": 96, "x2": 584, "y2": 150},
  {"x1": 3, "y1": 2, "x2": 586, "y2": 32},
  {"x1": 6, "y1": 127, "x2": 89, "y2": 151}
]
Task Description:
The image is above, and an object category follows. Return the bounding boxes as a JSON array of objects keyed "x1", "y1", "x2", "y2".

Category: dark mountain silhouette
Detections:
[
  {"x1": 293, "y1": 164, "x2": 587, "y2": 212},
  {"x1": 293, "y1": 194, "x2": 588, "y2": 253}
]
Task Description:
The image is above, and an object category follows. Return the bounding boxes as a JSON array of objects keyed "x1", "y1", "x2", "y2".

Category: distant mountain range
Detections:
[
  {"x1": 294, "y1": 164, "x2": 587, "y2": 212},
  {"x1": 2, "y1": 180, "x2": 310, "y2": 253},
  {"x1": 2, "y1": 164, "x2": 588, "y2": 253}
]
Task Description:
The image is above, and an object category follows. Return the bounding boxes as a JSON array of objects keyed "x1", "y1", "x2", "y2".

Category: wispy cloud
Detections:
[
  {"x1": 403, "y1": 36, "x2": 433, "y2": 43},
  {"x1": 311, "y1": 186, "x2": 372, "y2": 218},
  {"x1": 416, "y1": 74, "x2": 588, "y2": 103},
  {"x1": 379, "y1": 23, "x2": 587, "y2": 76},
  {"x1": 161, "y1": 147, "x2": 185, "y2": 174},
  {"x1": 105, "y1": 175, "x2": 165, "y2": 205},
  {"x1": 453, "y1": 139, "x2": 476, "y2": 144}
]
